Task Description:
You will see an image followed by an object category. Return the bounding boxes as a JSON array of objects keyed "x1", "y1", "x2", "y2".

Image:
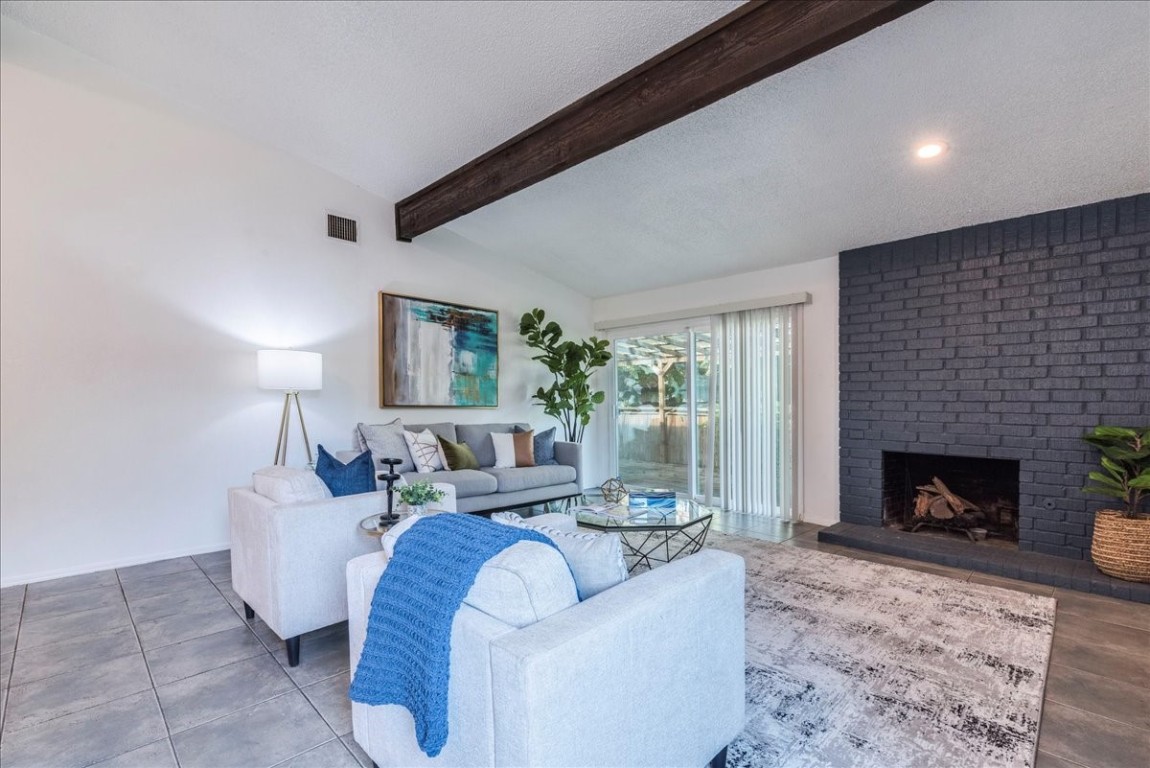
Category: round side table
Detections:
[{"x1": 358, "y1": 513, "x2": 409, "y2": 538}]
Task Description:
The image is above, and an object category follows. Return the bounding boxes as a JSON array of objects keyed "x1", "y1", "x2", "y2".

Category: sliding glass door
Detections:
[
  {"x1": 612, "y1": 324, "x2": 715, "y2": 498},
  {"x1": 609, "y1": 302, "x2": 801, "y2": 518}
]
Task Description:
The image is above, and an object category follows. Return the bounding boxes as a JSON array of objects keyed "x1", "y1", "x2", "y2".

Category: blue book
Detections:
[{"x1": 629, "y1": 490, "x2": 676, "y2": 510}]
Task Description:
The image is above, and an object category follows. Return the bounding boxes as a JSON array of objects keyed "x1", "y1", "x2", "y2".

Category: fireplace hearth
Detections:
[{"x1": 883, "y1": 452, "x2": 1020, "y2": 545}]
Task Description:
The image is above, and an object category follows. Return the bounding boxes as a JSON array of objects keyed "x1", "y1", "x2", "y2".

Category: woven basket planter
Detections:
[{"x1": 1091, "y1": 510, "x2": 1150, "y2": 583}]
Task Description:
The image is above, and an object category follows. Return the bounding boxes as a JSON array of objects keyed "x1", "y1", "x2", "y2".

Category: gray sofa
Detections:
[{"x1": 343, "y1": 421, "x2": 583, "y2": 514}]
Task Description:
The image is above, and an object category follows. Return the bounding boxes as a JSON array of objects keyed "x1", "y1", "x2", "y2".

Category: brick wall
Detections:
[{"x1": 839, "y1": 193, "x2": 1150, "y2": 559}]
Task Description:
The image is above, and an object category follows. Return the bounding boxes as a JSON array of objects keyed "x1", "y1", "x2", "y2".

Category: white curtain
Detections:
[{"x1": 706, "y1": 305, "x2": 800, "y2": 520}]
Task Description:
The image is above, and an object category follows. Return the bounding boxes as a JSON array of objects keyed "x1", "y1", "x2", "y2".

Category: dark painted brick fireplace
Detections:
[{"x1": 835, "y1": 193, "x2": 1149, "y2": 564}]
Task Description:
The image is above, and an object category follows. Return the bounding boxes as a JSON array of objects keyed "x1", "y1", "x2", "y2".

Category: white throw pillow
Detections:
[
  {"x1": 403, "y1": 429, "x2": 444, "y2": 473},
  {"x1": 490, "y1": 432, "x2": 517, "y2": 469},
  {"x1": 467, "y1": 542, "x2": 578, "y2": 627},
  {"x1": 381, "y1": 515, "x2": 578, "y2": 627},
  {"x1": 494, "y1": 512, "x2": 628, "y2": 600},
  {"x1": 251, "y1": 466, "x2": 332, "y2": 504}
]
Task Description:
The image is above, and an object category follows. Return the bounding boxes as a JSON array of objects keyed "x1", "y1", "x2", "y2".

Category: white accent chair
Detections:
[
  {"x1": 229, "y1": 467, "x2": 456, "y2": 666},
  {"x1": 346, "y1": 542, "x2": 746, "y2": 767}
]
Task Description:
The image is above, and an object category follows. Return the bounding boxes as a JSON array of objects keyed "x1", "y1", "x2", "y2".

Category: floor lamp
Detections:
[{"x1": 258, "y1": 349, "x2": 322, "y2": 467}]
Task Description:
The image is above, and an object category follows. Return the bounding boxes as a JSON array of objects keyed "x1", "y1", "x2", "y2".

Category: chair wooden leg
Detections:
[
  {"x1": 708, "y1": 746, "x2": 728, "y2": 768},
  {"x1": 285, "y1": 636, "x2": 301, "y2": 667},
  {"x1": 242, "y1": 602, "x2": 254, "y2": 620}
]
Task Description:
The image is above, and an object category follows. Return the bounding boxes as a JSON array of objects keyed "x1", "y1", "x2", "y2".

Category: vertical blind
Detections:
[{"x1": 706, "y1": 304, "x2": 801, "y2": 520}]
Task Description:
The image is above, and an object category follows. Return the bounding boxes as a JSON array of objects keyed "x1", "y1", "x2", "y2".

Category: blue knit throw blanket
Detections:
[{"x1": 348, "y1": 513, "x2": 557, "y2": 757}]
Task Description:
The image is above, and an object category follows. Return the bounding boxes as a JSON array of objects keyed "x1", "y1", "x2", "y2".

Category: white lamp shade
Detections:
[{"x1": 257, "y1": 350, "x2": 322, "y2": 391}]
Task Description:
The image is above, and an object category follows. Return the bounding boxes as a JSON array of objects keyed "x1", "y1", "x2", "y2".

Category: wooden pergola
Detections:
[{"x1": 615, "y1": 335, "x2": 712, "y2": 466}]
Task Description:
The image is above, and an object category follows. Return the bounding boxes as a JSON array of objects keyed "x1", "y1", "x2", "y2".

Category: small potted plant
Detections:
[
  {"x1": 1082, "y1": 426, "x2": 1150, "y2": 582},
  {"x1": 397, "y1": 481, "x2": 445, "y2": 516}
]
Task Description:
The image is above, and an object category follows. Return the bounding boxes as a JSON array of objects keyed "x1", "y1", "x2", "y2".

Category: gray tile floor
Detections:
[
  {"x1": 0, "y1": 552, "x2": 368, "y2": 768},
  {"x1": 1, "y1": 518, "x2": 1147, "y2": 768}
]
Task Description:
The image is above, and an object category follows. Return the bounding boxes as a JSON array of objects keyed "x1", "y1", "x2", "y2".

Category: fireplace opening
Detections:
[{"x1": 882, "y1": 452, "x2": 1020, "y2": 545}]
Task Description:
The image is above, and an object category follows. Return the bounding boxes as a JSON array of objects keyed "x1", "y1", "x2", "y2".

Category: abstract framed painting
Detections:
[{"x1": 379, "y1": 292, "x2": 499, "y2": 407}]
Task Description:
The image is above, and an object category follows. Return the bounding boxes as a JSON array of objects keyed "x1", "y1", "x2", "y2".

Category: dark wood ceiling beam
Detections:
[{"x1": 395, "y1": 0, "x2": 932, "y2": 241}]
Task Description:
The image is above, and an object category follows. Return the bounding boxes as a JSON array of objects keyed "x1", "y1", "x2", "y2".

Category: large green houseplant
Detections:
[
  {"x1": 518, "y1": 308, "x2": 611, "y2": 443},
  {"x1": 1081, "y1": 426, "x2": 1150, "y2": 582}
]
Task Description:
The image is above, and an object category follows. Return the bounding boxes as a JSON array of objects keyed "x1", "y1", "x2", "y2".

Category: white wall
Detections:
[
  {"x1": 592, "y1": 257, "x2": 840, "y2": 526},
  {"x1": 0, "y1": 62, "x2": 598, "y2": 586}
]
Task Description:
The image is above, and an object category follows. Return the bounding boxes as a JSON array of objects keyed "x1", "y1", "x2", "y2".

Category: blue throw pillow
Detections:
[
  {"x1": 517, "y1": 426, "x2": 558, "y2": 465},
  {"x1": 315, "y1": 445, "x2": 375, "y2": 497}
]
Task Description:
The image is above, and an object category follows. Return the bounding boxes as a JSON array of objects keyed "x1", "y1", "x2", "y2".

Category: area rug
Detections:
[{"x1": 704, "y1": 534, "x2": 1056, "y2": 768}]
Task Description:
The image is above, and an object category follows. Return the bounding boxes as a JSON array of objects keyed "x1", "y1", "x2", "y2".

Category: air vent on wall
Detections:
[{"x1": 327, "y1": 214, "x2": 358, "y2": 243}]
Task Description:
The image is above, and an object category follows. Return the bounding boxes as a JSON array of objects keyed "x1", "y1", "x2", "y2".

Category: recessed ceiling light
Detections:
[{"x1": 915, "y1": 142, "x2": 948, "y2": 159}]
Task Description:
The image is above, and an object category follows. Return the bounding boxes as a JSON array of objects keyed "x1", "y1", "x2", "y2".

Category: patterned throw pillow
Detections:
[
  {"x1": 404, "y1": 429, "x2": 444, "y2": 473},
  {"x1": 314, "y1": 445, "x2": 375, "y2": 497},
  {"x1": 437, "y1": 436, "x2": 480, "y2": 471}
]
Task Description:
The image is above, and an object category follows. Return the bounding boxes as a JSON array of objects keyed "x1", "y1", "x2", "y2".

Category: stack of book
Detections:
[{"x1": 627, "y1": 489, "x2": 676, "y2": 511}]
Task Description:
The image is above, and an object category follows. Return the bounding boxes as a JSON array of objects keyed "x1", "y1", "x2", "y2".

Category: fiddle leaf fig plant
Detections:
[
  {"x1": 518, "y1": 308, "x2": 612, "y2": 443},
  {"x1": 1082, "y1": 426, "x2": 1150, "y2": 517}
]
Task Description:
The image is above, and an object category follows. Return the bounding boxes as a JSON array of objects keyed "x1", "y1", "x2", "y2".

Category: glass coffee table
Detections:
[{"x1": 571, "y1": 495, "x2": 714, "y2": 572}]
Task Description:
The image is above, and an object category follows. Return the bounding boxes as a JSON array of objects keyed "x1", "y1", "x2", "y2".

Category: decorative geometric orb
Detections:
[{"x1": 600, "y1": 477, "x2": 628, "y2": 504}]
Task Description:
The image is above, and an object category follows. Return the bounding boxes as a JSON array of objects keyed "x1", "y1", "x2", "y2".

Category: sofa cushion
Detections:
[
  {"x1": 252, "y1": 466, "x2": 332, "y2": 504},
  {"x1": 437, "y1": 436, "x2": 480, "y2": 471},
  {"x1": 315, "y1": 446, "x2": 375, "y2": 497},
  {"x1": 402, "y1": 469, "x2": 498, "y2": 499},
  {"x1": 357, "y1": 420, "x2": 414, "y2": 474},
  {"x1": 406, "y1": 422, "x2": 458, "y2": 444},
  {"x1": 482, "y1": 465, "x2": 577, "y2": 494},
  {"x1": 494, "y1": 512, "x2": 628, "y2": 600},
  {"x1": 382, "y1": 514, "x2": 577, "y2": 628},
  {"x1": 455, "y1": 423, "x2": 529, "y2": 468}
]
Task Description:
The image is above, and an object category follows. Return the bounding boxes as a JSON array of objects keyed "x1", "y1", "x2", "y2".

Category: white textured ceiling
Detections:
[
  {"x1": 0, "y1": 0, "x2": 741, "y2": 202},
  {"x1": 2, "y1": 0, "x2": 1148, "y2": 298}
]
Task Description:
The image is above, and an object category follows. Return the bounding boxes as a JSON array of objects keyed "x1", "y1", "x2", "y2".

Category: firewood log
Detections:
[
  {"x1": 931, "y1": 476, "x2": 980, "y2": 513},
  {"x1": 928, "y1": 495, "x2": 954, "y2": 519}
]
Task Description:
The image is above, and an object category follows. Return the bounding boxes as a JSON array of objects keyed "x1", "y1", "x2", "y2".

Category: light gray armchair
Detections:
[
  {"x1": 229, "y1": 467, "x2": 455, "y2": 666},
  {"x1": 346, "y1": 546, "x2": 746, "y2": 767}
]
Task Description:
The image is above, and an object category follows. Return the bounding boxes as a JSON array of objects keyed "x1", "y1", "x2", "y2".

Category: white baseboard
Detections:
[{"x1": 0, "y1": 541, "x2": 232, "y2": 589}]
